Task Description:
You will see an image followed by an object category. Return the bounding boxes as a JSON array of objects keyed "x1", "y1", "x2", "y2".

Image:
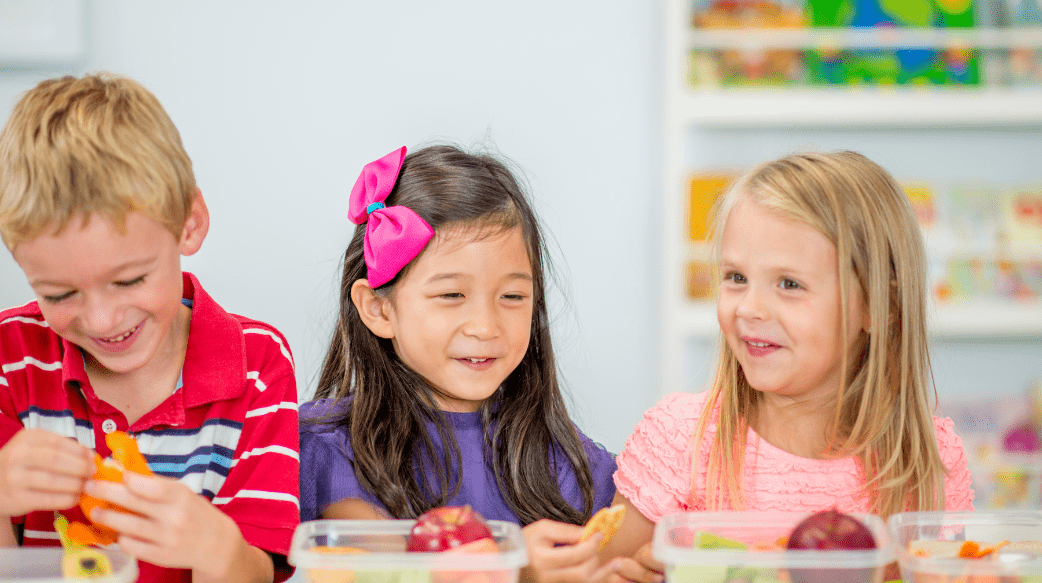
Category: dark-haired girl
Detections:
[{"x1": 300, "y1": 145, "x2": 648, "y2": 582}]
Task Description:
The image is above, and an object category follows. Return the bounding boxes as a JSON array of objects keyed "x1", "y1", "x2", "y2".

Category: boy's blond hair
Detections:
[
  {"x1": 695, "y1": 150, "x2": 947, "y2": 518},
  {"x1": 0, "y1": 73, "x2": 196, "y2": 251}
]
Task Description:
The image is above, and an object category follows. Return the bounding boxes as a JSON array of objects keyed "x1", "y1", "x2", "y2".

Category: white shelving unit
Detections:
[{"x1": 662, "y1": 2, "x2": 1042, "y2": 393}]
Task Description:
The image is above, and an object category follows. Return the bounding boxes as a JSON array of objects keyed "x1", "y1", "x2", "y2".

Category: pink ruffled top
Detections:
[{"x1": 615, "y1": 391, "x2": 974, "y2": 522}]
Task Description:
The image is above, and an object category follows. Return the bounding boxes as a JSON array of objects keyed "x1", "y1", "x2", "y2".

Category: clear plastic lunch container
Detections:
[
  {"x1": 653, "y1": 511, "x2": 896, "y2": 583},
  {"x1": 289, "y1": 519, "x2": 528, "y2": 583},
  {"x1": 0, "y1": 547, "x2": 137, "y2": 582},
  {"x1": 889, "y1": 510, "x2": 1042, "y2": 582}
]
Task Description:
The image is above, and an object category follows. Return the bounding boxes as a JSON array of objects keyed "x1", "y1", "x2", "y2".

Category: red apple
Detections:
[
  {"x1": 786, "y1": 508, "x2": 876, "y2": 551},
  {"x1": 786, "y1": 509, "x2": 877, "y2": 583},
  {"x1": 406, "y1": 505, "x2": 494, "y2": 552}
]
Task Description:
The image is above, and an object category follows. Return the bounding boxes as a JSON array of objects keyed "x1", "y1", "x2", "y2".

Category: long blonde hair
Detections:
[{"x1": 694, "y1": 150, "x2": 946, "y2": 518}]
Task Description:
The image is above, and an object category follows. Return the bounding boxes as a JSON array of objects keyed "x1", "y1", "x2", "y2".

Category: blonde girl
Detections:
[{"x1": 601, "y1": 151, "x2": 973, "y2": 579}]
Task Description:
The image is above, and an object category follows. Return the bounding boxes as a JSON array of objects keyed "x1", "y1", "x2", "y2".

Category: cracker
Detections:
[{"x1": 579, "y1": 504, "x2": 626, "y2": 550}]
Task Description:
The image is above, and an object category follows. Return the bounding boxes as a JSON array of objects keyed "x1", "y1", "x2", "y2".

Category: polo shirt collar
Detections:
[
  {"x1": 60, "y1": 272, "x2": 247, "y2": 410},
  {"x1": 179, "y1": 272, "x2": 247, "y2": 406}
]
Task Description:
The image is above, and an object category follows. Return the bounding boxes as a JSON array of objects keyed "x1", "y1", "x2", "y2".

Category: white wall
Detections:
[{"x1": 0, "y1": 1, "x2": 663, "y2": 453}]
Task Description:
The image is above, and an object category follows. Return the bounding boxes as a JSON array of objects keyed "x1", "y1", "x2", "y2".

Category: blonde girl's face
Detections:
[
  {"x1": 717, "y1": 199, "x2": 867, "y2": 404},
  {"x1": 384, "y1": 225, "x2": 534, "y2": 412}
]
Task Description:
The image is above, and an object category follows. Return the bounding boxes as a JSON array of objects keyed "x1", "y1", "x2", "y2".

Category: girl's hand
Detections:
[
  {"x1": 520, "y1": 519, "x2": 662, "y2": 583},
  {"x1": 521, "y1": 519, "x2": 615, "y2": 583},
  {"x1": 608, "y1": 541, "x2": 664, "y2": 583},
  {"x1": 84, "y1": 471, "x2": 273, "y2": 583},
  {"x1": 0, "y1": 429, "x2": 93, "y2": 516}
]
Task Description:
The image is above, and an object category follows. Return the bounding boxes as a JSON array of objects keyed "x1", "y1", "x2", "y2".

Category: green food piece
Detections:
[
  {"x1": 727, "y1": 566, "x2": 764, "y2": 581},
  {"x1": 351, "y1": 572, "x2": 397, "y2": 583},
  {"x1": 693, "y1": 531, "x2": 747, "y2": 550},
  {"x1": 395, "y1": 571, "x2": 432, "y2": 583}
]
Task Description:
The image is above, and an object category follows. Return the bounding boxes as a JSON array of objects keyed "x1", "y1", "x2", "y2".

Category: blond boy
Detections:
[{"x1": 0, "y1": 74, "x2": 299, "y2": 582}]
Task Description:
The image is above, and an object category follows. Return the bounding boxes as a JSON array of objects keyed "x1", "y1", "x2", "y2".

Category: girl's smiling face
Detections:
[
  {"x1": 717, "y1": 199, "x2": 867, "y2": 404},
  {"x1": 381, "y1": 225, "x2": 534, "y2": 412}
]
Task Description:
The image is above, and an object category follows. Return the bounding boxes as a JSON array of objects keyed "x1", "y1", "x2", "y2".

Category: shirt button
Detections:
[{"x1": 102, "y1": 419, "x2": 118, "y2": 434}]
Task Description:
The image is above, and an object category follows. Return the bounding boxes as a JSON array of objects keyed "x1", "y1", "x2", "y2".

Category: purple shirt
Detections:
[{"x1": 298, "y1": 399, "x2": 617, "y2": 523}]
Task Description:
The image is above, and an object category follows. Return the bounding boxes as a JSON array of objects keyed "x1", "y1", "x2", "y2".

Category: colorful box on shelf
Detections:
[
  {"x1": 653, "y1": 511, "x2": 895, "y2": 583},
  {"x1": 289, "y1": 519, "x2": 528, "y2": 583},
  {"x1": 686, "y1": 0, "x2": 1042, "y2": 87},
  {"x1": 688, "y1": 173, "x2": 733, "y2": 242}
]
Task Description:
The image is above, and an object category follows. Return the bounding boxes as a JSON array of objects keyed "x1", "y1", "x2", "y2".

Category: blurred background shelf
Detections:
[
  {"x1": 678, "y1": 27, "x2": 1042, "y2": 126},
  {"x1": 676, "y1": 88, "x2": 1042, "y2": 127},
  {"x1": 687, "y1": 27, "x2": 1042, "y2": 50}
]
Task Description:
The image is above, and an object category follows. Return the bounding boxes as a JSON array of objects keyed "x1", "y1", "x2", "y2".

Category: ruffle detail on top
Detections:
[
  {"x1": 615, "y1": 391, "x2": 976, "y2": 522},
  {"x1": 615, "y1": 392, "x2": 705, "y2": 522},
  {"x1": 935, "y1": 416, "x2": 975, "y2": 510}
]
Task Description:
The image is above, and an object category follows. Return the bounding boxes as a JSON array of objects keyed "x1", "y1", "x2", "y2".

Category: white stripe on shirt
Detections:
[
  {"x1": 243, "y1": 328, "x2": 295, "y2": 371},
  {"x1": 245, "y1": 402, "x2": 298, "y2": 418},
  {"x1": 1, "y1": 315, "x2": 49, "y2": 327},
  {"x1": 242, "y1": 328, "x2": 295, "y2": 368},
  {"x1": 23, "y1": 529, "x2": 61, "y2": 541},
  {"x1": 246, "y1": 371, "x2": 266, "y2": 392},
  {"x1": 2, "y1": 356, "x2": 62, "y2": 374},
  {"x1": 213, "y1": 490, "x2": 300, "y2": 508},
  {"x1": 233, "y1": 445, "x2": 299, "y2": 466},
  {"x1": 22, "y1": 410, "x2": 94, "y2": 447}
]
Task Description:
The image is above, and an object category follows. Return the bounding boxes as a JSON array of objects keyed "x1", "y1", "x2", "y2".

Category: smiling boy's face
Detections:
[{"x1": 11, "y1": 201, "x2": 206, "y2": 380}]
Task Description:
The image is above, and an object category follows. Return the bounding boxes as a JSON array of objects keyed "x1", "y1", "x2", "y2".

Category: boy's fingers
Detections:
[
  {"x1": 94, "y1": 506, "x2": 156, "y2": 544},
  {"x1": 26, "y1": 449, "x2": 92, "y2": 477},
  {"x1": 29, "y1": 470, "x2": 85, "y2": 494},
  {"x1": 83, "y1": 479, "x2": 151, "y2": 518},
  {"x1": 17, "y1": 432, "x2": 93, "y2": 477},
  {"x1": 25, "y1": 491, "x2": 80, "y2": 512},
  {"x1": 121, "y1": 471, "x2": 169, "y2": 501}
]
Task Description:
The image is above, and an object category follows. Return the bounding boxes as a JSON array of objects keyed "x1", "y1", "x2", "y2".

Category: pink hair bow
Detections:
[{"x1": 348, "y1": 146, "x2": 434, "y2": 287}]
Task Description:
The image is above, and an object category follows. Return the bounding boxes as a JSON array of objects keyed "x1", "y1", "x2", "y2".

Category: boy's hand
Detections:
[
  {"x1": 84, "y1": 472, "x2": 273, "y2": 583},
  {"x1": 0, "y1": 429, "x2": 93, "y2": 516}
]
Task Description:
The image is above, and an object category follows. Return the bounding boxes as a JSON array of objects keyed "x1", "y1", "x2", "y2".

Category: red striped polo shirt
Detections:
[{"x1": 0, "y1": 272, "x2": 300, "y2": 583}]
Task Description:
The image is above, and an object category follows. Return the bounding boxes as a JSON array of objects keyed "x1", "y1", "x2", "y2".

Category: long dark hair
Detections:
[{"x1": 311, "y1": 144, "x2": 595, "y2": 525}]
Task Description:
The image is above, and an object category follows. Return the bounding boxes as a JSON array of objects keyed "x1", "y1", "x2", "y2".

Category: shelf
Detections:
[
  {"x1": 687, "y1": 27, "x2": 1042, "y2": 50},
  {"x1": 678, "y1": 27, "x2": 1042, "y2": 127},
  {"x1": 676, "y1": 87, "x2": 1042, "y2": 127},
  {"x1": 672, "y1": 300, "x2": 1042, "y2": 339},
  {"x1": 930, "y1": 301, "x2": 1042, "y2": 337}
]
